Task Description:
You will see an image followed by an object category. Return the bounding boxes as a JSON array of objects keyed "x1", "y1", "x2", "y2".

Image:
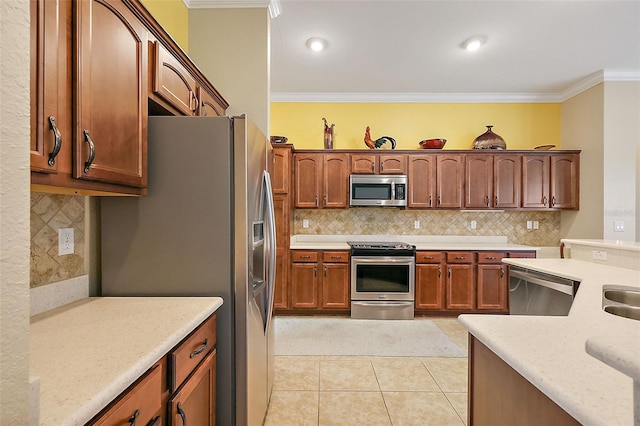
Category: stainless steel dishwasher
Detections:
[{"x1": 508, "y1": 266, "x2": 581, "y2": 315}]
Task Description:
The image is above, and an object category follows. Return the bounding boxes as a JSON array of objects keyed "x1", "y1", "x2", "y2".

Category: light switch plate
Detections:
[
  {"x1": 58, "y1": 228, "x2": 74, "y2": 255},
  {"x1": 614, "y1": 221, "x2": 625, "y2": 232},
  {"x1": 592, "y1": 250, "x2": 608, "y2": 261},
  {"x1": 414, "y1": 220, "x2": 420, "y2": 229},
  {"x1": 302, "y1": 219, "x2": 309, "y2": 229},
  {"x1": 470, "y1": 220, "x2": 477, "y2": 229}
]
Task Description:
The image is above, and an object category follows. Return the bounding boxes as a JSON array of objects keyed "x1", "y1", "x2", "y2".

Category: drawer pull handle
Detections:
[
  {"x1": 83, "y1": 130, "x2": 96, "y2": 173},
  {"x1": 128, "y1": 410, "x2": 140, "y2": 426},
  {"x1": 177, "y1": 402, "x2": 188, "y2": 425},
  {"x1": 486, "y1": 256, "x2": 497, "y2": 260},
  {"x1": 423, "y1": 256, "x2": 435, "y2": 259},
  {"x1": 330, "y1": 255, "x2": 342, "y2": 259},
  {"x1": 189, "y1": 338, "x2": 208, "y2": 358},
  {"x1": 454, "y1": 256, "x2": 466, "y2": 260},
  {"x1": 299, "y1": 255, "x2": 310, "y2": 259},
  {"x1": 146, "y1": 416, "x2": 161, "y2": 426},
  {"x1": 47, "y1": 116, "x2": 62, "y2": 166}
]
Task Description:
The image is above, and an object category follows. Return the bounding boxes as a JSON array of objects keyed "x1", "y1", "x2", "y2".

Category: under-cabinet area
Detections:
[{"x1": 29, "y1": 297, "x2": 222, "y2": 426}]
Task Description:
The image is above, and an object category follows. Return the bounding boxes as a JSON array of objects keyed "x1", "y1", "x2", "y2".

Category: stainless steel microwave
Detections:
[{"x1": 349, "y1": 175, "x2": 408, "y2": 207}]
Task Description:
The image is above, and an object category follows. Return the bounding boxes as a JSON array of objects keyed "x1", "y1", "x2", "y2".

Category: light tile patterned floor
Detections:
[{"x1": 265, "y1": 318, "x2": 469, "y2": 426}]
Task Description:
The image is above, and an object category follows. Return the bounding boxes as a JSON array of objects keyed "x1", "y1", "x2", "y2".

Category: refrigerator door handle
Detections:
[{"x1": 262, "y1": 170, "x2": 277, "y2": 333}]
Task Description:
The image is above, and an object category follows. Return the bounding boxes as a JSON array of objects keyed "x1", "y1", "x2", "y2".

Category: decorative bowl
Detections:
[{"x1": 419, "y1": 138, "x2": 446, "y2": 149}]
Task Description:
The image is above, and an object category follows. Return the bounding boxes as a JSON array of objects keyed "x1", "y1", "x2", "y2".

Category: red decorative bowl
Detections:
[{"x1": 419, "y1": 138, "x2": 446, "y2": 149}]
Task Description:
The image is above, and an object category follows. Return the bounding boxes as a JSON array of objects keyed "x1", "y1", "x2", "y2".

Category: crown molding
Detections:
[
  {"x1": 270, "y1": 92, "x2": 563, "y2": 103},
  {"x1": 272, "y1": 69, "x2": 640, "y2": 103},
  {"x1": 185, "y1": 0, "x2": 270, "y2": 8}
]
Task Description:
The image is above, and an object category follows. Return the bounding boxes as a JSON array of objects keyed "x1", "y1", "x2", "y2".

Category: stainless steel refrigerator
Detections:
[{"x1": 100, "y1": 116, "x2": 276, "y2": 426}]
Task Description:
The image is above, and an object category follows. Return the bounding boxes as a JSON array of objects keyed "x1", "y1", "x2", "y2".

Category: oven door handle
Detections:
[
  {"x1": 351, "y1": 256, "x2": 415, "y2": 264},
  {"x1": 354, "y1": 301, "x2": 414, "y2": 307}
]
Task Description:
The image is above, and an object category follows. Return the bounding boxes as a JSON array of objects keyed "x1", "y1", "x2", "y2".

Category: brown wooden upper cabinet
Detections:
[
  {"x1": 522, "y1": 153, "x2": 579, "y2": 209},
  {"x1": 30, "y1": 0, "x2": 228, "y2": 196},
  {"x1": 351, "y1": 153, "x2": 407, "y2": 174},
  {"x1": 294, "y1": 153, "x2": 349, "y2": 208},
  {"x1": 75, "y1": 0, "x2": 148, "y2": 189},
  {"x1": 151, "y1": 40, "x2": 197, "y2": 116},
  {"x1": 465, "y1": 154, "x2": 521, "y2": 209},
  {"x1": 408, "y1": 154, "x2": 463, "y2": 208},
  {"x1": 271, "y1": 145, "x2": 292, "y2": 194}
]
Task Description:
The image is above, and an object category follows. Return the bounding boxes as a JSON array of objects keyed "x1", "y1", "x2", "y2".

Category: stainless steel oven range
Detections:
[{"x1": 348, "y1": 242, "x2": 416, "y2": 320}]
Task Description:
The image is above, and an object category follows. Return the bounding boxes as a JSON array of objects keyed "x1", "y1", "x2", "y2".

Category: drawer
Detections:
[
  {"x1": 292, "y1": 251, "x2": 318, "y2": 262},
  {"x1": 323, "y1": 251, "x2": 349, "y2": 263},
  {"x1": 446, "y1": 252, "x2": 474, "y2": 263},
  {"x1": 416, "y1": 251, "x2": 442, "y2": 264},
  {"x1": 169, "y1": 314, "x2": 216, "y2": 392},
  {"x1": 508, "y1": 251, "x2": 536, "y2": 259},
  {"x1": 91, "y1": 361, "x2": 163, "y2": 425},
  {"x1": 477, "y1": 252, "x2": 506, "y2": 264}
]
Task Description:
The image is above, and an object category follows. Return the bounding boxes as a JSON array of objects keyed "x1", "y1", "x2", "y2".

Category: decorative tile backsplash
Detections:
[
  {"x1": 30, "y1": 193, "x2": 85, "y2": 288},
  {"x1": 293, "y1": 209, "x2": 560, "y2": 246}
]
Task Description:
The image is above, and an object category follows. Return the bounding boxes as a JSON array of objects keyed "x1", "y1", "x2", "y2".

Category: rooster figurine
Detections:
[{"x1": 364, "y1": 126, "x2": 396, "y2": 149}]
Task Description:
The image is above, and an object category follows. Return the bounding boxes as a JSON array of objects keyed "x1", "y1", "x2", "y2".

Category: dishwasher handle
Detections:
[{"x1": 509, "y1": 268, "x2": 576, "y2": 296}]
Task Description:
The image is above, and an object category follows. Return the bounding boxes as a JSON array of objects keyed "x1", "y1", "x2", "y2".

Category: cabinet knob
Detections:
[{"x1": 47, "y1": 116, "x2": 62, "y2": 166}]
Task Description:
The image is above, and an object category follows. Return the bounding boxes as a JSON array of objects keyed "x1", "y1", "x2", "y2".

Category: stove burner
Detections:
[{"x1": 348, "y1": 241, "x2": 416, "y2": 257}]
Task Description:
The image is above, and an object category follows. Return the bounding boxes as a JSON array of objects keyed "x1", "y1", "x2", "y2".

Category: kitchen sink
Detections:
[
  {"x1": 604, "y1": 305, "x2": 640, "y2": 321},
  {"x1": 602, "y1": 286, "x2": 640, "y2": 321},
  {"x1": 603, "y1": 289, "x2": 640, "y2": 307}
]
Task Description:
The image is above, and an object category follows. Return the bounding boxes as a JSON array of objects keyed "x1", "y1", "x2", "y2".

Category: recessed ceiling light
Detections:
[
  {"x1": 461, "y1": 36, "x2": 486, "y2": 52},
  {"x1": 306, "y1": 37, "x2": 328, "y2": 52}
]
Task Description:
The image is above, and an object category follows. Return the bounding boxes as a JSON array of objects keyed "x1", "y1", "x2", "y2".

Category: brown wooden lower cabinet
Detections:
[
  {"x1": 445, "y1": 252, "x2": 475, "y2": 310},
  {"x1": 88, "y1": 314, "x2": 217, "y2": 426},
  {"x1": 290, "y1": 250, "x2": 350, "y2": 312},
  {"x1": 476, "y1": 252, "x2": 508, "y2": 311},
  {"x1": 415, "y1": 251, "x2": 445, "y2": 310},
  {"x1": 469, "y1": 336, "x2": 580, "y2": 425}
]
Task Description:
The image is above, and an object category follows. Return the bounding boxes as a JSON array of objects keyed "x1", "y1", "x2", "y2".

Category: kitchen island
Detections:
[
  {"x1": 29, "y1": 296, "x2": 223, "y2": 425},
  {"x1": 459, "y1": 258, "x2": 640, "y2": 425}
]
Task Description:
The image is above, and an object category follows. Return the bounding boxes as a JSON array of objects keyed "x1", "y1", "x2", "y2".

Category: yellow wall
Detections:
[
  {"x1": 271, "y1": 102, "x2": 561, "y2": 150},
  {"x1": 140, "y1": 0, "x2": 189, "y2": 51}
]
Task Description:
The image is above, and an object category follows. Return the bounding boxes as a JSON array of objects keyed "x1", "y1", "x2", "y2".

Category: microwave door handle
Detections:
[{"x1": 391, "y1": 184, "x2": 395, "y2": 201}]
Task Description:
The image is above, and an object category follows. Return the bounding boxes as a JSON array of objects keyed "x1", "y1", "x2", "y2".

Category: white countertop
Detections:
[
  {"x1": 290, "y1": 234, "x2": 538, "y2": 252},
  {"x1": 459, "y1": 258, "x2": 640, "y2": 426},
  {"x1": 562, "y1": 238, "x2": 640, "y2": 252},
  {"x1": 29, "y1": 297, "x2": 223, "y2": 426}
]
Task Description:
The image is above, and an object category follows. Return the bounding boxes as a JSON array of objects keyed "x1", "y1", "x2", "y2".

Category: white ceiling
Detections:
[{"x1": 268, "y1": 0, "x2": 640, "y2": 102}]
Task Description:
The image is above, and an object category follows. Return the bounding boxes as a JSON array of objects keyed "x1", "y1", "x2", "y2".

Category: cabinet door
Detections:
[
  {"x1": 415, "y1": 264, "x2": 444, "y2": 310},
  {"x1": 465, "y1": 155, "x2": 493, "y2": 208},
  {"x1": 291, "y1": 262, "x2": 319, "y2": 309},
  {"x1": 351, "y1": 154, "x2": 377, "y2": 174},
  {"x1": 408, "y1": 155, "x2": 436, "y2": 208},
  {"x1": 323, "y1": 153, "x2": 349, "y2": 208},
  {"x1": 522, "y1": 155, "x2": 550, "y2": 208},
  {"x1": 274, "y1": 247, "x2": 289, "y2": 310},
  {"x1": 30, "y1": 0, "x2": 70, "y2": 174},
  {"x1": 91, "y1": 362, "x2": 163, "y2": 426},
  {"x1": 196, "y1": 85, "x2": 225, "y2": 117},
  {"x1": 271, "y1": 146, "x2": 291, "y2": 194},
  {"x1": 379, "y1": 155, "x2": 407, "y2": 174},
  {"x1": 322, "y1": 263, "x2": 350, "y2": 310},
  {"x1": 446, "y1": 264, "x2": 475, "y2": 310},
  {"x1": 75, "y1": 0, "x2": 147, "y2": 188},
  {"x1": 494, "y1": 155, "x2": 521, "y2": 208},
  {"x1": 152, "y1": 40, "x2": 197, "y2": 116},
  {"x1": 550, "y1": 154, "x2": 579, "y2": 209},
  {"x1": 476, "y1": 264, "x2": 507, "y2": 311},
  {"x1": 169, "y1": 349, "x2": 216, "y2": 426},
  {"x1": 294, "y1": 154, "x2": 322, "y2": 208},
  {"x1": 436, "y1": 155, "x2": 463, "y2": 208}
]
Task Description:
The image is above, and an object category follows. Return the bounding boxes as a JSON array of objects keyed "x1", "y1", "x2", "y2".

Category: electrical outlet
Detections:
[
  {"x1": 526, "y1": 220, "x2": 532, "y2": 230},
  {"x1": 614, "y1": 221, "x2": 625, "y2": 232},
  {"x1": 470, "y1": 220, "x2": 477, "y2": 229},
  {"x1": 58, "y1": 228, "x2": 74, "y2": 255},
  {"x1": 414, "y1": 220, "x2": 420, "y2": 229},
  {"x1": 533, "y1": 220, "x2": 539, "y2": 230},
  {"x1": 302, "y1": 219, "x2": 309, "y2": 229},
  {"x1": 592, "y1": 250, "x2": 608, "y2": 261}
]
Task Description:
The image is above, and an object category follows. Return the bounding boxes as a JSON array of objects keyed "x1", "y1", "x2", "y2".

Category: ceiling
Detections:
[{"x1": 268, "y1": 0, "x2": 640, "y2": 102}]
